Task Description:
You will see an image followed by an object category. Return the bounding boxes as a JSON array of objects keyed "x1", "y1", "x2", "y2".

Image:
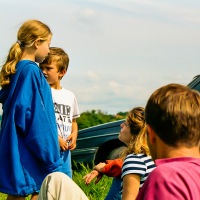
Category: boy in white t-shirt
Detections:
[{"x1": 39, "y1": 47, "x2": 80, "y2": 178}]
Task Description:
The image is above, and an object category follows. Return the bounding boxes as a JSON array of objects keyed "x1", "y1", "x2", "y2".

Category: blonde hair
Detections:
[
  {"x1": 40, "y1": 47, "x2": 69, "y2": 72},
  {"x1": 120, "y1": 107, "x2": 150, "y2": 159},
  {"x1": 0, "y1": 19, "x2": 52, "y2": 88}
]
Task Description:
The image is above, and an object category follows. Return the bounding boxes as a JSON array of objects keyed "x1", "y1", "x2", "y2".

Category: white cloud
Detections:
[
  {"x1": 86, "y1": 70, "x2": 99, "y2": 81},
  {"x1": 0, "y1": 0, "x2": 199, "y2": 114}
]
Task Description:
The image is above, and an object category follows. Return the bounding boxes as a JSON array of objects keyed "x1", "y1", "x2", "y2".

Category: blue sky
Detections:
[{"x1": 0, "y1": 0, "x2": 200, "y2": 114}]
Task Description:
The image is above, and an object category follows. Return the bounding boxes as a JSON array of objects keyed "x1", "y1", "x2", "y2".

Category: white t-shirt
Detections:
[{"x1": 51, "y1": 88, "x2": 80, "y2": 140}]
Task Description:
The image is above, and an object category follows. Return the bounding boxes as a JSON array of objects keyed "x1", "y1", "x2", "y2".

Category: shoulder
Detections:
[
  {"x1": 137, "y1": 164, "x2": 182, "y2": 199},
  {"x1": 17, "y1": 60, "x2": 42, "y2": 77},
  {"x1": 13, "y1": 61, "x2": 46, "y2": 87},
  {"x1": 17, "y1": 60, "x2": 39, "y2": 71},
  {"x1": 137, "y1": 158, "x2": 200, "y2": 199},
  {"x1": 122, "y1": 154, "x2": 155, "y2": 174},
  {"x1": 124, "y1": 153, "x2": 152, "y2": 163},
  {"x1": 122, "y1": 154, "x2": 148, "y2": 175},
  {"x1": 136, "y1": 165, "x2": 169, "y2": 199},
  {"x1": 154, "y1": 157, "x2": 200, "y2": 178},
  {"x1": 61, "y1": 88, "x2": 75, "y2": 96},
  {"x1": 52, "y1": 88, "x2": 76, "y2": 98},
  {"x1": 145, "y1": 160, "x2": 180, "y2": 183}
]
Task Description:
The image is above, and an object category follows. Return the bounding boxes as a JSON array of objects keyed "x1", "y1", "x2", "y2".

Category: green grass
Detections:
[
  {"x1": 0, "y1": 162, "x2": 112, "y2": 200},
  {"x1": 73, "y1": 162, "x2": 112, "y2": 200},
  {"x1": 0, "y1": 194, "x2": 7, "y2": 200}
]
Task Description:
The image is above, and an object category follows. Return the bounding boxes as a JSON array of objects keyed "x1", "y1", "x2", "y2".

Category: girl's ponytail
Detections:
[{"x1": 0, "y1": 42, "x2": 22, "y2": 87}]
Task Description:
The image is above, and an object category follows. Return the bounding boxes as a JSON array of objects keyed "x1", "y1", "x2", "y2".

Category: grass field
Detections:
[
  {"x1": 0, "y1": 162, "x2": 112, "y2": 200},
  {"x1": 73, "y1": 162, "x2": 112, "y2": 200}
]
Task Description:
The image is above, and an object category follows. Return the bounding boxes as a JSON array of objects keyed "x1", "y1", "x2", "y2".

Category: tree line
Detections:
[{"x1": 77, "y1": 110, "x2": 127, "y2": 130}]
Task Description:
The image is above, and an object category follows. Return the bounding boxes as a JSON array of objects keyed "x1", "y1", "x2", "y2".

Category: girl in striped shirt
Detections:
[
  {"x1": 84, "y1": 107, "x2": 155, "y2": 200},
  {"x1": 119, "y1": 107, "x2": 155, "y2": 199}
]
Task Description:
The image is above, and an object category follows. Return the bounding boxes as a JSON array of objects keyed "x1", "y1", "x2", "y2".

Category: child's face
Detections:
[
  {"x1": 40, "y1": 61, "x2": 64, "y2": 88},
  {"x1": 35, "y1": 35, "x2": 51, "y2": 63},
  {"x1": 118, "y1": 120, "x2": 133, "y2": 146}
]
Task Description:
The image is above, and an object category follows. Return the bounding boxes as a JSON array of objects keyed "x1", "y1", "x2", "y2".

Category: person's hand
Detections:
[
  {"x1": 67, "y1": 132, "x2": 77, "y2": 150},
  {"x1": 94, "y1": 162, "x2": 106, "y2": 173},
  {"x1": 59, "y1": 136, "x2": 69, "y2": 151},
  {"x1": 83, "y1": 170, "x2": 103, "y2": 185}
]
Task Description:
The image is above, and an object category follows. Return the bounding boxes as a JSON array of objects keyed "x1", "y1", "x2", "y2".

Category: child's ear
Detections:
[
  {"x1": 59, "y1": 69, "x2": 66, "y2": 80},
  {"x1": 34, "y1": 39, "x2": 41, "y2": 49},
  {"x1": 60, "y1": 69, "x2": 66, "y2": 76},
  {"x1": 146, "y1": 125, "x2": 156, "y2": 145}
]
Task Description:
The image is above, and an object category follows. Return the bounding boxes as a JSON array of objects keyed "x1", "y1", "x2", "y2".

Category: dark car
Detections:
[
  {"x1": 71, "y1": 75, "x2": 200, "y2": 164},
  {"x1": 187, "y1": 74, "x2": 200, "y2": 91},
  {"x1": 71, "y1": 119, "x2": 126, "y2": 165}
]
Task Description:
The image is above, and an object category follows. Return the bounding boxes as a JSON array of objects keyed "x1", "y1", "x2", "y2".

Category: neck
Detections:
[
  {"x1": 162, "y1": 146, "x2": 200, "y2": 158},
  {"x1": 50, "y1": 84, "x2": 62, "y2": 89},
  {"x1": 156, "y1": 137, "x2": 200, "y2": 159},
  {"x1": 21, "y1": 48, "x2": 35, "y2": 61}
]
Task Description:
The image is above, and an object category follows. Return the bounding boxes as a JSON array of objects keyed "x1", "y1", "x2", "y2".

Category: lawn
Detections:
[
  {"x1": 0, "y1": 162, "x2": 112, "y2": 200},
  {"x1": 73, "y1": 162, "x2": 112, "y2": 200}
]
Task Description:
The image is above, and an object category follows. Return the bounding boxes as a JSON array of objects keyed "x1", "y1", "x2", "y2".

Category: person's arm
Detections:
[
  {"x1": 101, "y1": 159, "x2": 122, "y2": 177},
  {"x1": 122, "y1": 174, "x2": 140, "y2": 200},
  {"x1": 83, "y1": 169, "x2": 103, "y2": 185},
  {"x1": 16, "y1": 64, "x2": 63, "y2": 172},
  {"x1": 59, "y1": 135, "x2": 68, "y2": 151},
  {"x1": 67, "y1": 119, "x2": 78, "y2": 150},
  {"x1": 94, "y1": 162, "x2": 107, "y2": 172},
  {"x1": 122, "y1": 154, "x2": 149, "y2": 200},
  {"x1": 83, "y1": 158, "x2": 122, "y2": 185}
]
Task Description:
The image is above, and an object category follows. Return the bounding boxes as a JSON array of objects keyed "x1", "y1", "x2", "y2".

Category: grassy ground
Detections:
[
  {"x1": 73, "y1": 162, "x2": 112, "y2": 200},
  {"x1": 0, "y1": 162, "x2": 112, "y2": 200}
]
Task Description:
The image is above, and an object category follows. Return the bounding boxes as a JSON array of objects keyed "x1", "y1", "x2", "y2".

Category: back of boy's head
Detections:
[
  {"x1": 40, "y1": 47, "x2": 69, "y2": 71},
  {"x1": 145, "y1": 83, "x2": 200, "y2": 147}
]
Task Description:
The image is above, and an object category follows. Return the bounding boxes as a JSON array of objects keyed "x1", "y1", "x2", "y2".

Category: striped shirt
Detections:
[{"x1": 121, "y1": 153, "x2": 155, "y2": 193}]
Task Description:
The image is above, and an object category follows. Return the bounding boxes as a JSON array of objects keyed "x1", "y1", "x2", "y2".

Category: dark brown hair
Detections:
[{"x1": 145, "y1": 83, "x2": 200, "y2": 147}]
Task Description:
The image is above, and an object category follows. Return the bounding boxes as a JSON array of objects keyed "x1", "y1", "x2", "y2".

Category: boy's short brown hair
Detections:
[
  {"x1": 41, "y1": 47, "x2": 69, "y2": 71},
  {"x1": 145, "y1": 83, "x2": 200, "y2": 147}
]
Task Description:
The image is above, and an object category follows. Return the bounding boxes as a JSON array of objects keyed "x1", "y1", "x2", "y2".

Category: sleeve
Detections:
[
  {"x1": 122, "y1": 154, "x2": 147, "y2": 179},
  {"x1": 102, "y1": 159, "x2": 123, "y2": 177},
  {"x1": 15, "y1": 64, "x2": 62, "y2": 171},
  {"x1": 72, "y1": 94, "x2": 80, "y2": 118}
]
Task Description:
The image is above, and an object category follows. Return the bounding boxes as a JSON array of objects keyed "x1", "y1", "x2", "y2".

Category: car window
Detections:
[
  {"x1": 188, "y1": 75, "x2": 200, "y2": 92},
  {"x1": 192, "y1": 83, "x2": 200, "y2": 92}
]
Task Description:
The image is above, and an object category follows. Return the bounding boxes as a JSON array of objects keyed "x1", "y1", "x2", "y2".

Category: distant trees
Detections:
[
  {"x1": 0, "y1": 110, "x2": 127, "y2": 130},
  {"x1": 77, "y1": 109, "x2": 127, "y2": 130}
]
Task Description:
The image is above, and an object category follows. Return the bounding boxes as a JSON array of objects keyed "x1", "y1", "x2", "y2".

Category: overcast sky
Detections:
[{"x1": 0, "y1": 0, "x2": 200, "y2": 114}]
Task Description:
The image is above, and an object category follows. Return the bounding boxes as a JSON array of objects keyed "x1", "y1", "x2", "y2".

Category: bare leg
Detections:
[
  {"x1": 6, "y1": 195, "x2": 25, "y2": 200},
  {"x1": 30, "y1": 193, "x2": 38, "y2": 200}
]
